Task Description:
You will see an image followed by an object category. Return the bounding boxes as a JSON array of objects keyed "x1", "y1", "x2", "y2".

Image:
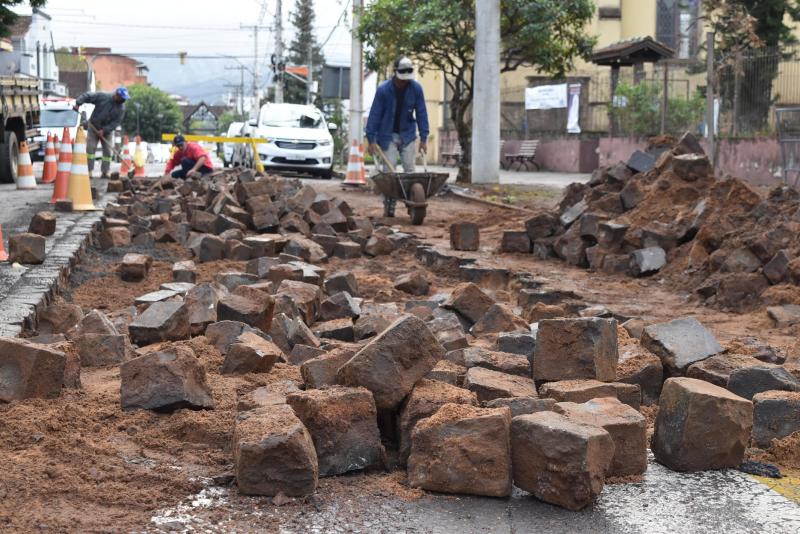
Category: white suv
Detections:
[{"x1": 253, "y1": 103, "x2": 336, "y2": 179}]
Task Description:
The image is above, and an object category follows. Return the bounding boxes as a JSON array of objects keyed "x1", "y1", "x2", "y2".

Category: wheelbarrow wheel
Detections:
[{"x1": 409, "y1": 182, "x2": 426, "y2": 225}]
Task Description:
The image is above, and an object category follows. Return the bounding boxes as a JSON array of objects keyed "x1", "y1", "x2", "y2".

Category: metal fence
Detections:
[
  {"x1": 437, "y1": 45, "x2": 800, "y2": 141},
  {"x1": 716, "y1": 46, "x2": 800, "y2": 137}
]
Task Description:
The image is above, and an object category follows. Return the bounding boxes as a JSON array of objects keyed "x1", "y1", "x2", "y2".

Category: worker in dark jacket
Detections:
[
  {"x1": 366, "y1": 56, "x2": 429, "y2": 217},
  {"x1": 75, "y1": 87, "x2": 129, "y2": 178}
]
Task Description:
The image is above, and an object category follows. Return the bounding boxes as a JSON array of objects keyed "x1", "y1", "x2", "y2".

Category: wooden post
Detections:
[
  {"x1": 633, "y1": 62, "x2": 645, "y2": 85},
  {"x1": 661, "y1": 62, "x2": 669, "y2": 135},
  {"x1": 706, "y1": 32, "x2": 716, "y2": 163}
]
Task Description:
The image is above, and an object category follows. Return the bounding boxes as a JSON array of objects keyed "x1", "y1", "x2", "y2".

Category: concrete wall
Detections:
[{"x1": 591, "y1": 136, "x2": 784, "y2": 187}]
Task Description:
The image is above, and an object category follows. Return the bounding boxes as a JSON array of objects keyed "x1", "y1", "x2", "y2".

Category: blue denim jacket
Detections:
[{"x1": 366, "y1": 78, "x2": 429, "y2": 149}]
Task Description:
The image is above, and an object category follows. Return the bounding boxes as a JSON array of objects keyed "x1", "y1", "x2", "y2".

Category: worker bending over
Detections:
[
  {"x1": 74, "y1": 86, "x2": 129, "y2": 179},
  {"x1": 164, "y1": 134, "x2": 214, "y2": 178}
]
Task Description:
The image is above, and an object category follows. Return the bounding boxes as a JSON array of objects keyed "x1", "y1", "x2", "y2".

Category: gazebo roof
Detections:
[{"x1": 590, "y1": 36, "x2": 674, "y2": 66}]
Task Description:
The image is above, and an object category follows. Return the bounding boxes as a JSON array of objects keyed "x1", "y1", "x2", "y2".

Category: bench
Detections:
[
  {"x1": 506, "y1": 139, "x2": 540, "y2": 171},
  {"x1": 441, "y1": 141, "x2": 461, "y2": 166}
]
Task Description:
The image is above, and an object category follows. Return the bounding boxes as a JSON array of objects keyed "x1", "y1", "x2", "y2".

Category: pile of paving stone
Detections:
[
  {"x1": 500, "y1": 132, "x2": 800, "y2": 312},
  {"x1": 1, "y1": 167, "x2": 799, "y2": 512}
]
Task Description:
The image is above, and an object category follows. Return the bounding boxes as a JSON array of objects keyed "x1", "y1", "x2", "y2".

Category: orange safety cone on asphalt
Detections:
[
  {"x1": 66, "y1": 127, "x2": 96, "y2": 211},
  {"x1": 0, "y1": 224, "x2": 8, "y2": 261},
  {"x1": 358, "y1": 142, "x2": 367, "y2": 183},
  {"x1": 119, "y1": 134, "x2": 131, "y2": 175},
  {"x1": 343, "y1": 139, "x2": 367, "y2": 186},
  {"x1": 16, "y1": 140, "x2": 37, "y2": 190},
  {"x1": 132, "y1": 135, "x2": 146, "y2": 177},
  {"x1": 51, "y1": 128, "x2": 72, "y2": 204},
  {"x1": 42, "y1": 132, "x2": 57, "y2": 184}
]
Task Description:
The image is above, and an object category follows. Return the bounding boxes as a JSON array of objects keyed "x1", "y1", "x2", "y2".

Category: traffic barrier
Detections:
[
  {"x1": 343, "y1": 139, "x2": 367, "y2": 186},
  {"x1": 133, "y1": 135, "x2": 146, "y2": 177},
  {"x1": 16, "y1": 140, "x2": 37, "y2": 190},
  {"x1": 66, "y1": 127, "x2": 96, "y2": 211},
  {"x1": 42, "y1": 132, "x2": 57, "y2": 184},
  {"x1": 120, "y1": 134, "x2": 131, "y2": 175},
  {"x1": 51, "y1": 127, "x2": 72, "y2": 204}
]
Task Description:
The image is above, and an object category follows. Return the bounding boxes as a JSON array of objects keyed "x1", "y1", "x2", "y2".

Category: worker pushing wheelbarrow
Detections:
[{"x1": 366, "y1": 56, "x2": 447, "y2": 224}]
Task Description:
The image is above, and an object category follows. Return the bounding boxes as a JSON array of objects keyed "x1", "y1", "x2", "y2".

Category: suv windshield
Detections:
[
  {"x1": 41, "y1": 109, "x2": 79, "y2": 128},
  {"x1": 261, "y1": 106, "x2": 324, "y2": 129}
]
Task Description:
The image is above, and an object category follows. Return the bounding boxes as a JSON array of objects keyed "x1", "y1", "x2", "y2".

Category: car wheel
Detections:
[{"x1": 318, "y1": 167, "x2": 333, "y2": 180}]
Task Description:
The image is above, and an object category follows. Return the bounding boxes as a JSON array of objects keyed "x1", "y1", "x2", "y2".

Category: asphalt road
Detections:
[{"x1": 149, "y1": 456, "x2": 800, "y2": 533}]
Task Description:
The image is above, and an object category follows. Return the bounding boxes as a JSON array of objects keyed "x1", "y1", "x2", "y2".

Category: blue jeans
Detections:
[{"x1": 171, "y1": 158, "x2": 212, "y2": 178}]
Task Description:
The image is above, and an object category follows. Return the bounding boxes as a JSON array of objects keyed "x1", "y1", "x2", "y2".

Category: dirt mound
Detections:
[{"x1": 514, "y1": 133, "x2": 800, "y2": 313}]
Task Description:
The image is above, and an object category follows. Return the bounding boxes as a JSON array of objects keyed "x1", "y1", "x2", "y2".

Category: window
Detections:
[{"x1": 656, "y1": 0, "x2": 700, "y2": 59}]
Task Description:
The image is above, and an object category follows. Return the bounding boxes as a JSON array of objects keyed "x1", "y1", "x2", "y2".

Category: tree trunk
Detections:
[{"x1": 451, "y1": 92, "x2": 473, "y2": 184}]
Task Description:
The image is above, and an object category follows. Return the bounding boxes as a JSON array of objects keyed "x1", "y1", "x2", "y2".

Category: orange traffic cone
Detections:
[
  {"x1": 66, "y1": 127, "x2": 96, "y2": 211},
  {"x1": 119, "y1": 134, "x2": 131, "y2": 175},
  {"x1": 16, "y1": 140, "x2": 36, "y2": 189},
  {"x1": 42, "y1": 132, "x2": 57, "y2": 184},
  {"x1": 132, "y1": 135, "x2": 146, "y2": 177},
  {"x1": 0, "y1": 224, "x2": 8, "y2": 261},
  {"x1": 358, "y1": 142, "x2": 367, "y2": 183},
  {"x1": 51, "y1": 128, "x2": 72, "y2": 203},
  {"x1": 343, "y1": 139, "x2": 367, "y2": 186}
]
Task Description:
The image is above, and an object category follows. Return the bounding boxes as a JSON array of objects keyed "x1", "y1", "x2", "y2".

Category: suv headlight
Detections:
[{"x1": 317, "y1": 139, "x2": 332, "y2": 146}]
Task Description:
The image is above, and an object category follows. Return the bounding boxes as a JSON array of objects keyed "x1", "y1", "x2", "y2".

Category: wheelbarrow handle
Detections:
[{"x1": 374, "y1": 144, "x2": 396, "y2": 173}]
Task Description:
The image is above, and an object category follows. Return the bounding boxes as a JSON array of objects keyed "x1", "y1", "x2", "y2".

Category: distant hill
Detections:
[{"x1": 137, "y1": 56, "x2": 248, "y2": 104}]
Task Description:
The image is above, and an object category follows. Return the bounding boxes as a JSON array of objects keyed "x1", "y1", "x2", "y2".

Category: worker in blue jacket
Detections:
[{"x1": 366, "y1": 56, "x2": 429, "y2": 217}]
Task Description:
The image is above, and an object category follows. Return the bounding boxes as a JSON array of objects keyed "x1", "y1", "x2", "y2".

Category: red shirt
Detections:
[{"x1": 164, "y1": 142, "x2": 213, "y2": 173}]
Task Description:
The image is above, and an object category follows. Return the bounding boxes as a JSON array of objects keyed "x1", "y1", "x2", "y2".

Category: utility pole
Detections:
[
  {"x1": 307, "y1": 45, "x2": 313, "y2": 105},
  {"x1": 241, "y1": 24, "x2": 270, "y2": 117},
  {"x1": 225, "y1": 65, "x2": 247, "y2": 116},
  {"x1": 471, "y1": 0, "x2": 500, "y2": 184},
  {"x1": 275, "y1": 0, "x2": 284, "y2": 104},
  {"x1": 348, "y1": 0, "x2": 363, "y2": 146}
]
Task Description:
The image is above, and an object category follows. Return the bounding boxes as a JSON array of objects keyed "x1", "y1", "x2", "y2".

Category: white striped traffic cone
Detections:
[
  {"x1": 120, "y1": 134, "x2": 131, "y2": 175},
  {"x1": 16, "y1": 141, "x2": 37, "y2": 189},
  {"x1": 51, "y1": 128, "x2": 72, "y2": 203},
  {"x1": 66, "y1": 127, "x2": 96, "y2": 210},
  {"x1": 343, "y1": 139, "x2": 367, "y2": 186},
  {"x1": 42, "y1": 132, "x2": 57, "y2": 184}
]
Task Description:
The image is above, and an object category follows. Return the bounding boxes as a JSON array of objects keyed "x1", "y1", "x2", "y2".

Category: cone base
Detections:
[
  {"x1": 0, "y1": 252, "x2": 7, "y2": 261},
  {"x1": 16, "y1": 185, "x2": 38, "y2": 190},
  {"x1": 71, "y1": 203, "x2": 99, "y2": 211}
]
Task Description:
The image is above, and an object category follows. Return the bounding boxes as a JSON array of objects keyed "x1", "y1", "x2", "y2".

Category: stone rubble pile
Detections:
[
  {"x1": 501, "y1": 132, "x2": 800, "y2": 313},
  {"x1": 1, "y1": 166, "x2": 798, "y2": 512}
]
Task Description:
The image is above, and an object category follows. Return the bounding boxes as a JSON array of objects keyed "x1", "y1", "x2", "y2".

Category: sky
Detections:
[{"x1": 14, "y1": 0, "x2": 354, "y2": 103}]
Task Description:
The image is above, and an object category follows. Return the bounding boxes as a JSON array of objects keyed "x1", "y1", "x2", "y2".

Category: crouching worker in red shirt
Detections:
[{"x1": 164, "y1": 134, "x2": 214, "y2": 178}]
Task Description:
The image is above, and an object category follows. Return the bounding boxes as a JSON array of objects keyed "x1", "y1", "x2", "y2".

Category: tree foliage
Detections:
[
  {"x1": 359, "y1": 0, "x2": 595, "y2": 183},
  {"x1": 610, "y1": 82, "x2": 705, "y2": 137},
  {"x1": 121, "y1": 84, "x2": 182, "y2": 143},
  {"x1": 0, "y1": 0, "x2": 46, "y2": 38},
  {"x1": 285, "y1": 0, "x2": 325, "y2": 105},
  {"x1": 217, "y1": 111, "x2": 244, "y2": 135}
]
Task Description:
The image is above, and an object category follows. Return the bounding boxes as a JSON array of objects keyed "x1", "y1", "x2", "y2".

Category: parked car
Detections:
[
  {"x1": 223, "y1": 121, "x2": 244, "y2": 167},
  {"x1": 251, "y1": 103, "x2": 337, "y2": 179}
]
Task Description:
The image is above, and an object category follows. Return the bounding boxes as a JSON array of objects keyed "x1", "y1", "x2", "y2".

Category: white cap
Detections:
[{"x1": 394, "y1": 56, "x2": 415, "y2": 81}]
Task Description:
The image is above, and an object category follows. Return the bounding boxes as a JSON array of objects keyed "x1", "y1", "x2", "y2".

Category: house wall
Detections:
[
  {"x1": 91, "y1": 55, "x2": 147, "y2": 91},
  {"x1": 531, "y1": 135, "x2": 783, "y2": 188}
]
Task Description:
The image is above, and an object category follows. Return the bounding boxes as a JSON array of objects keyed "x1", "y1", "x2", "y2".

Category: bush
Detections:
[{"x1": 611, "y1": 82, "x2": 705, "y2": 136}]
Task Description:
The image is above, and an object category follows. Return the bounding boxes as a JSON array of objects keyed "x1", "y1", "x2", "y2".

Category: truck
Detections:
[{"x1": 0, "y1": 76, "x2": 41, "y2": 183}]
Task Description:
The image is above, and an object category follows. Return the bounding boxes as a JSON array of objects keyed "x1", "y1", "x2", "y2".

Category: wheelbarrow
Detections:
[{"x1": 370, "y1": 146, "x2": 449, "y2": 225}]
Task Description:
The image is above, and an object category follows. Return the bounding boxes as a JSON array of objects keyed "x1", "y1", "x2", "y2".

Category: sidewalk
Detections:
[{"x1": 428, "y1": 164, "x2": 590, "y2": 189}]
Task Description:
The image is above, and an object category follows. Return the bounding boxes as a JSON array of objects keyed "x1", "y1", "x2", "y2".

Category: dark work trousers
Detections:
[{"x1": 170, "y1": 157, "x2": 213, "y2": 178}]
